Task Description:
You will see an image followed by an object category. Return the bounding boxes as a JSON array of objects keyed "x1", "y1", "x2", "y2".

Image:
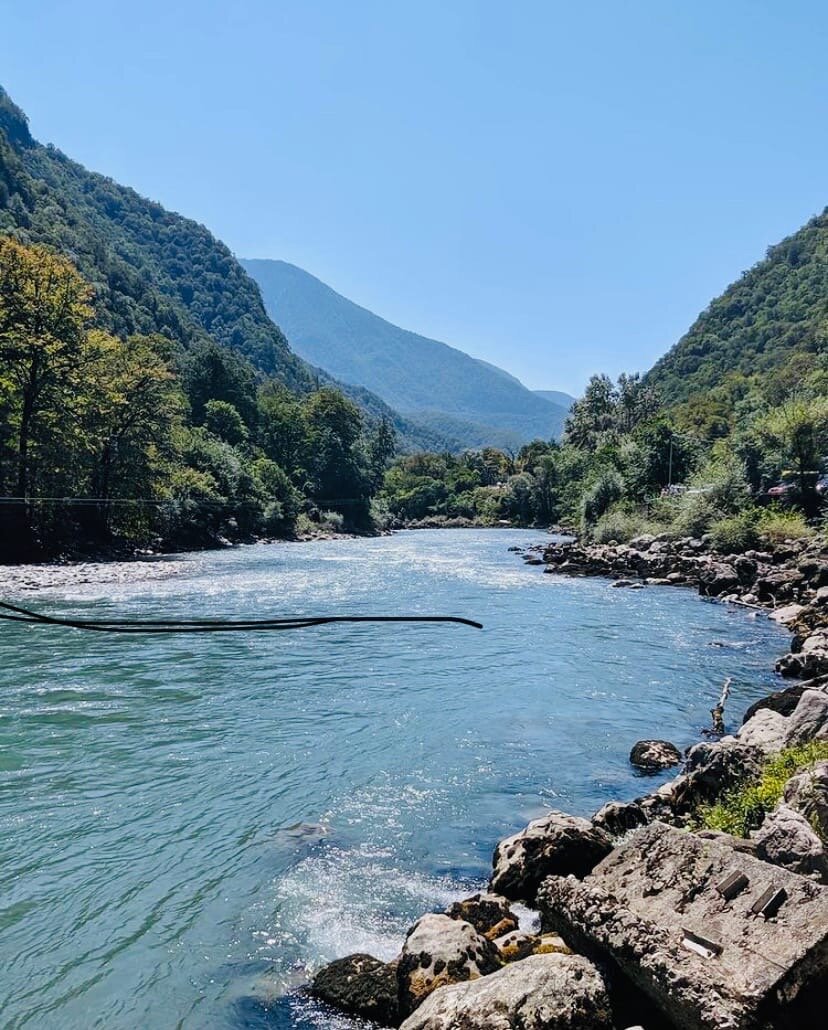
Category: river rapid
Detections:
[{"x1": 0, "y1": 529, "x2": 789, "y2": 1029}]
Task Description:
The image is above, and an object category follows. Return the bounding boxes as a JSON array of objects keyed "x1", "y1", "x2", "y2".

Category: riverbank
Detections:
[{"x1": 303, "y1": 532, "x2": 828, "y2": 1029}]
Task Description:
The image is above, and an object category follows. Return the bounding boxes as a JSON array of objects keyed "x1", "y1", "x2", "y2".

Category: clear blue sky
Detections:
[{"x1": 2, "y1": 2, "x2": 826, "y2": 395}]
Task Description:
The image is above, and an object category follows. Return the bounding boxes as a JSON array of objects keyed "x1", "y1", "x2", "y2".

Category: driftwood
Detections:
[{"x1": 708, "y1": 677, "x2": 732, "y2": 736}]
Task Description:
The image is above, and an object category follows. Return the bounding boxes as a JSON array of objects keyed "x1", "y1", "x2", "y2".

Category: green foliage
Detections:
[
  {"x1": 204, "y1": 400, "x2": 248, "y2": 447},
  {"x1": 697, "y1": 741, "x2": 828, "y2": 839},
  {"x1": 0, "y1": 239, "x2": 396, "y2": 555},
  {"x1": 707, "y1": 509, "x2": 760, "y2": 554},
  {"x1": 591, "y1": 508, "x2": 663, "y2": 544},
  {"x1": 757, "y1": 505, "x2": 813, "y2": 544},
  {"x1": 580, "y1": 469, "x2": 624, "y2": 530},
  {"x1": 649, "y1": 208, "x2": 828, "y2": 406}
]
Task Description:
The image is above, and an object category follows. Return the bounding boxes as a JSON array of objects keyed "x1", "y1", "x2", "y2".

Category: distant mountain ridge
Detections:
[{"x1": 242, "y1": 258, "x2": 571, "y2": 448}]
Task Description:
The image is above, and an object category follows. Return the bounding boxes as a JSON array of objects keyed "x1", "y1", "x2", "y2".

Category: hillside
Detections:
[
  {"x1": 534, "y1": 389, "x2": 576, "y2": 410},
  {"x1": 0, "y1": 86, "x2": 448, "y2": 454},
  {"x1": 242, "y1": 258, "x2": 570, "y2": 447},
  {"x1": 648, "y1": 209, "x2": 828, "y2": 404}
]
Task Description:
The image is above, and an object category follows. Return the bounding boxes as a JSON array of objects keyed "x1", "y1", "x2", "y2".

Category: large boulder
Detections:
[
  {"x1": 754, "y1": 804, "x2": 828, "y2": 882},
  {"x1": 310, "y1": 952, "x2": 399, "y2": 1026},
  {"x1": 629, "y1": 739, "x2": 681, "y2": 772},
  {"x1": 698, "y1": 562, "x2": 739, "y2": 597},
  {"x1": 444, "y1": 892, "x2": 517, "y2": 940},
  {"x1": 743, "y1": 684, "x2": 808, "y2": 723},
  {"x1": 490, "y1": 811, "x2": 613, "y2": 902},
  {"x1": 736, "y1": 708, "x2": 789, "y2": 752},
  {"x1": 785, "y1": 689, "x2": 828, "y2": 745},
  {"x1": 398, "y1": 953, "x2": 613, "y2": 1030},
  {"x1": 784, "y1": 760, "x2": 828, "y2": 838},
  {"x1": 397, "y1": 913, "x2": 499, "y2": 1017}
]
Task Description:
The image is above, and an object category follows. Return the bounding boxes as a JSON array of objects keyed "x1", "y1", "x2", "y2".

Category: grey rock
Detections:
[
  {"x1": 785, "y1": 688, "x2": 828, "y2": 745},
  {"x1": 668, "y1": 740, "x2": 764, "y2": 817},
  {"x1": 629, "y1": 739, "x2": 681, "y2": 772},
  {"x1": 784, "y1": 760, "x2": 828, "y2": 838},
  {"x1": 592, "y1": 799, "x2": 648, "y2": 837},
  {"x1": 754, "y1": 803, "x2": 828, "y2": 882},
  {"x1": 397, "y1": 913, "x2": 499, "y2": 1017},
  {"x1": 538, "y1": 821, "x2": 828, "y2": 1030},
  {"x1": 743, "y1": 684, "x2": 808, "y2": 723},
  {"x1": 490, "y1": 811, "x2": 613, "y2": 903},
  {"x1": 737, "y1": 708, "x2": 789, "y2": 752},
  {"x1": 398, "y1": 953, "x2": 613, "y2": 1030},
  {"x1": 698, "y1": 561, "x2": 739, "y2": 597},
  {"x1": 444, "y1": 892, "x2": 517, "y2": 940},
  {"x1": 310, "y1": 953, "x2": 399, "y2": 1026}
]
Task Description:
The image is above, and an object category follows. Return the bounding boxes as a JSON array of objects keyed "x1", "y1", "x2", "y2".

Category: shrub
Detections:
[
  {"x1": 697, "y1": 741, "x2": 828, "y2": 838},
  {"x1": 320, "y1": 510, "x2": 345, "y2": 532},
  {"x1": 707, "y1": 509, "x2": 760, "y2": 553},
  {"x1": 758, "y1": 506, "x2": 813, "y2": 544},
  {"x1": 592, "y1": 508, "x2": 663, "y2": 544},
  {"x1": 580, "y1": 469, "x2": 624, "y2": 530}
]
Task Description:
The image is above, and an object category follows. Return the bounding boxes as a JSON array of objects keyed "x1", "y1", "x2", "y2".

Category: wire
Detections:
[{"x1": 0, "y1": 600, "x2": 482, "y2": 634}]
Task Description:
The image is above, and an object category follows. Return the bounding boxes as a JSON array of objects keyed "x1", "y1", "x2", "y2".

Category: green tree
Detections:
[{"x1": 0, "y1": 237, "x2": 93, "y2": 499}]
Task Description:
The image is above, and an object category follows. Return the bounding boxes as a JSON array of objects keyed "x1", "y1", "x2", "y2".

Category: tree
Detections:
[
  {"x1": 0, "y1": 238, "x2": 93, "y2": 500},
  {"x1": 758, "y1": 396, "x2": 828, "y2": 512},
  {"x1": 304, "y1": 388, "x2": 370, "y2": 524},
  {"x1": 204, "y1": 399, "x2": 248, "y2": 447}
]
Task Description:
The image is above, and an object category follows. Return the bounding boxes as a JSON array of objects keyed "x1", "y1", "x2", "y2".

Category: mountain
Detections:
[
  {"x1": 0, "y1": 86, "x2": 449, "y2": 453},
  {"x1": 648, "y1": 209, "x2": 828, "y2": 404},
  {"x1": 534, "y1": 389, "x2": 576, "y2": 410},
  {"x1": 242, "y1": 258, "x2": 570, "y2": 448}
]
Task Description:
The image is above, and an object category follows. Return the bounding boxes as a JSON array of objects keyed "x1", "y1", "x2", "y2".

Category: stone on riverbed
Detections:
[
  {"x1": 490, "y1": 811, "x2": 613, "y2": 903},
  {"x1": 398, "y1": 953, "x2": 613, "y2": 1030},
  {"x1": 397, "y1": 913, "x2": 499, "y2": 1017},
  {"x1": 310, "y1": 952, "x2": 399, "y2": 1026},
  {"x1": 629, "y1": 739, "x2": 681, "y2": 772},
  {"x1": 444, "y1": 891, "x2": 517, "y2": 940}
]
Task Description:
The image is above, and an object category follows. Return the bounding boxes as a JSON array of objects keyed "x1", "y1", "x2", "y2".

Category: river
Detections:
[{"x1": 0, "y1": 529, "x2": 789, "y2": 1029}]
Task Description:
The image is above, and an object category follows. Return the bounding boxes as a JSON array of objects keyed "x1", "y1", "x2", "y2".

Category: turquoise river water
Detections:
[{"x1": 0, "y1": 529, "x2": 789, "y2": 1029}]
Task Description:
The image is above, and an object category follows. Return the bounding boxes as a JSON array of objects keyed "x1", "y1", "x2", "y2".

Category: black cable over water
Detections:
[{"x1": 0, "y1": 600, "x2": 482, "y2": 634}]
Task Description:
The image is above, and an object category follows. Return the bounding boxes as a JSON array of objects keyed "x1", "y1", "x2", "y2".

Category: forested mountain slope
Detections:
[
  {"x1": 242, "y1": 258, "x2": 570, "y2": 447},
  {"x1": 648, "y1": 209, "x2": 828, "y2": 404},
  {"x1": 0, "y1": 86, "x2": 448, "y2": 453}
]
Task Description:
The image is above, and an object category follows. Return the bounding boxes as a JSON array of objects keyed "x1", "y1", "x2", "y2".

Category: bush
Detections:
[
  {"x1": 320, "y1": 510, "x2": 345, "y2": 532},
  {"x1": 697, "y1": 741, "x2": 828, "y2": 838},
  {"x1": 707, "y1": 509, "x2": 760, "y2": 553},
  {"x1": 758, "y1": 506, "x2": 813, "y2": 544},
  {"x1": 591, "y1": 508, "x2": 663, "y2": 544},
  {"x1": 580, "y1": 469, "x2": 624, "y2": 530}
]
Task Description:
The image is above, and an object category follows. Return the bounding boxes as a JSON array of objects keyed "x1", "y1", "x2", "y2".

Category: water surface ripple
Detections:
[{"x1": 0, "y1": 530, "x2": 788, "y2": 1028}]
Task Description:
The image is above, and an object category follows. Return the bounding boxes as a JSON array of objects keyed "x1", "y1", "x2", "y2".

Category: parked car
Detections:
[{"x1": 767, "y1": 480, "x2": 796, "y2": 498}]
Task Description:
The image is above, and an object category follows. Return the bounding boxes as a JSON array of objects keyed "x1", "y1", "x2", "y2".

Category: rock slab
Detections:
[{"x1": 310, "y1": 953, "x2": 399, "y2": 1026}]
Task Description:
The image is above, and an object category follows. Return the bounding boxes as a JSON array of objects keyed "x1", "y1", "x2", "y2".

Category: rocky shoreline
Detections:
[{"x1": 286, "y1": 532, "x2": 828, "y2": 1029}]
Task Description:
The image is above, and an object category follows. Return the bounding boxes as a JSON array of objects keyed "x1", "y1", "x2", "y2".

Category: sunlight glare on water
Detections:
[{"x1": 0, "y1": 530, "x2": 789, "y2": 1029}]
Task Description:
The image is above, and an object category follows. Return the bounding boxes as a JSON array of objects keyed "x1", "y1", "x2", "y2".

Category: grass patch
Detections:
[{"x1": 696, "y1": 741, "x2": 828, "y2": 838}]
